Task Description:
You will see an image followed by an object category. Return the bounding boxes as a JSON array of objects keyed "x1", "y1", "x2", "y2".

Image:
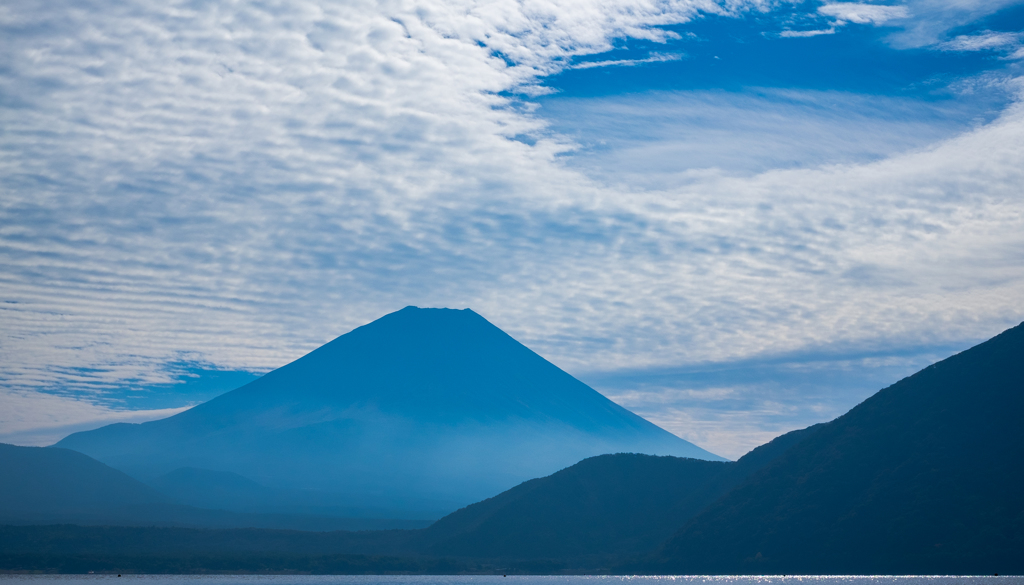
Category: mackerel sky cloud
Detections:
[{"x1": 2, "y1": 0, "x2": 1023, "y2": 457}]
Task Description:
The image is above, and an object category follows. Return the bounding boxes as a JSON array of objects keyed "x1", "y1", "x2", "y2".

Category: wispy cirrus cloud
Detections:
[
  {"x1": 886, "y1": 0, "x2": 1024, "y2": 48},
  {"x1": 938, "y1": 30, "x2": 1024, "y2": 57},
  {"x1": 780, "y1": 0, "x2": 1022, "y2": 49},
  {"x1": 541, "y1": 87, "x2": 1012, "y2": 184},
  {"x1": 572, "y1": 53, "x2": 684, "y2": 69},
  {"x1": 779, "y1": 28, "x2": 836, "y2": 37},
  {"x1": 818, "y1": 2, "x2": 910, "y2": 26},
  {"x1": 777, "y1": 1, "x2": 908, "y2": 38},
  {"x1": 0, "y1": 390, "x2": 191, "y2": 447}
]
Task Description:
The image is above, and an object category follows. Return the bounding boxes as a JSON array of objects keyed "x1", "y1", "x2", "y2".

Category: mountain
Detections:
[
  {"x1": 144, "y1": 467, "x2": 429, "y2": 528},
  {"x1": 651, "y1": 321, "x2": 1024, "y2": 575},
  {"x1": 147, "y1": 467, "x2": 277, "y2": 512},
  {"x1": 417, "y1": 426, "x2": 819, "y2": 562},
  {"x1": 0, "y1": 443, "x2": 166, "y2": 521},
  {"x1": 0, "y1": 430, "x2": 814, "y2": 573},
  {"x1": 56, "y1": 307, "x2": 721, "y2": 518},
  {"x1": 420, "y1": 454, "x2": 727, "y2": 561},
  {"x1": 0, "y1": 443, "x2": 427, "y2": 531}
]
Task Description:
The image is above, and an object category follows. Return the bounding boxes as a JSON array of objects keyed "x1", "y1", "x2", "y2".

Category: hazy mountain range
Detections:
[{"x1": 1, "y1": 308, "x2": 1022, "y2": 574}]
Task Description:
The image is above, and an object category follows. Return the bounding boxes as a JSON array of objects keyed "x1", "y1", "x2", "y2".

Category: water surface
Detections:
[{"x1": 1, "y1": 576, "x2": 1020, "y2": 585}]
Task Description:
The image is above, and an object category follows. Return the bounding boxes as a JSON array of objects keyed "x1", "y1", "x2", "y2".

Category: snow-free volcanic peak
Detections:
[{"x1": 57, "y1": 307, "x2": 722, "y2": 518}]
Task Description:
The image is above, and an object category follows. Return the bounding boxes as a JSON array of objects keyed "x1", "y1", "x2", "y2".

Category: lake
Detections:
[{"x1": 0, "y1": 576, "x2": 1020, "y2": 585}]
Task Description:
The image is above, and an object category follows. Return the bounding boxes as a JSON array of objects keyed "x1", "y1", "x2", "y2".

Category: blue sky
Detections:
[
  {"x1": 1, "y1": 0, "x2": 1023, "y2": 458},
  {"x1": 550, "y1": 4, "x2": 1023, "y2": 96}
]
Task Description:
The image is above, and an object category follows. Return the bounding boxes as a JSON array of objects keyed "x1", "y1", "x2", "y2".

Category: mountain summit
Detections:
[{"x1": 57, "y1": 307, "x2": 721, "y2": 518}]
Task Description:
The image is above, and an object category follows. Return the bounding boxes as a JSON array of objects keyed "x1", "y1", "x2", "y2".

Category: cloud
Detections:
[
  {"x1": 572, "y1": 53, "x2": 684, "y2": 69},
  {"x1": 884, "y1": 0, "x2": 1024, "y2": 48},
  {"x1": 0, "y1": 0, "x2": 735, "y2": 389},
  {"x1": 0, "y1": 390, "x2": 190, "y2": 446},
  {"x1": 789, "y1": 0, "x2": 1024, "y2": 51},
  {"x1": 541, "y1": 87, "x2": 1011, "y2": 184},
  {"x1": 583, "y1": 342, "x2": 964, "y2": 457},
  {"x1": 779, "y1": 28, "x2": 836, "y2": 37},
  {"x1": 818, "y1": 2, "x2": 910, "y2": 25},
  {"x1": 938, "y1": 31, "x2": 1024, "y2": 54},
  {"x1": 1, "y1": 0, "x2": 1024, "y2": 447}
]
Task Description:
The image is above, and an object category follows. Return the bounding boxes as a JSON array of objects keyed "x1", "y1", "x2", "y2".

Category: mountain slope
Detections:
[
  {"x1": 56, "y1": 307, "x2": 721, "y2": 517},
  {"x1": 421, "y1": 454, "x2": 727, "y2": 561},
  {"x1": 652, "y1": 321, "x2": 1024, "y2": 575},
  {"x1": 417, "y1": 425, "x2": 821, "y2": 561},
  {"x1": 0, "y1": 444, "x2": 428, "y2": 531},
  {"x1": 146, "y1": 467, "x2": 278, "y2": 512},
  {"x1": 0, "y1": 443, "x2": 165, "y2": 520}
]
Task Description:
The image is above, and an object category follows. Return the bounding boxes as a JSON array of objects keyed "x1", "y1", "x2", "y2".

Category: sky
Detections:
[{"x1": 1, "y1": 0, "x2": 1023, "y2": 459}]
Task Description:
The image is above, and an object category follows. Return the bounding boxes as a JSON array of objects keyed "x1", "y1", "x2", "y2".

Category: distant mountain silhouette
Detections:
[
  {"x1": 417, "y1": 427, "x2": 818, "y2": 562},
  {"x1": 147, "y1": 467, "x2": 278, "y2": 511},
  {"x1": 650, "y1": 321, "x2": 1024, "y2": 575},
  {"x1": 0, "y1": 443, "x2": 166, "y2": 520},
  {"x1": 56, "y1": 307, "x2": 721, "y2": 517},
  {"x1": 144, "y1": 467, "x2": 427, "y2": 526},
  {"x1": 0, "y1": 444, "x2": 428, "y2": 531}
]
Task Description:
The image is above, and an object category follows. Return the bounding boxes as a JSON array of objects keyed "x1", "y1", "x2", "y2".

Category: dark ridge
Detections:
[
  {"x1": 418, "y1": 454, "x2": 728, "y2": 560},
  {"x1": 417, "y1": 427, "x2": 818, "y2": 562},
  {"x1": 648, "y1": 321, "x2": 1024, "y2": 575},
  {"x1": 0, "y1": 443, "x2": 166, "y2": 516}
]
